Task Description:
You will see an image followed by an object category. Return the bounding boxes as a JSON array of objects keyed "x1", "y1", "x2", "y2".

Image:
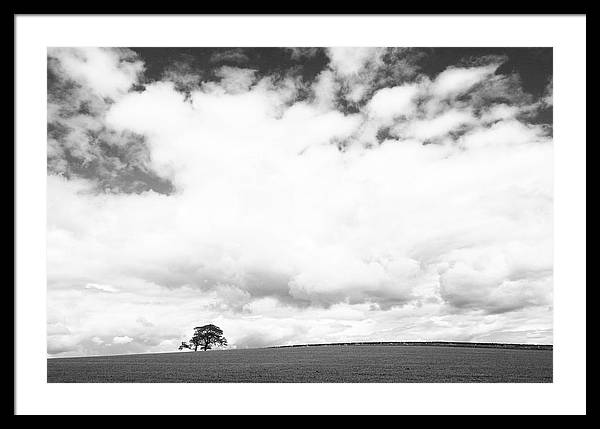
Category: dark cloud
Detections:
[
  {"x1": 131, "y1": 47, "x2": 329, "y2": 87},
  {"x1": 288, "y1": 47, "x2": 320, "y2": 61},
  {"x1": 162, "y1": 59, "x2": 203, "y2": 94}
]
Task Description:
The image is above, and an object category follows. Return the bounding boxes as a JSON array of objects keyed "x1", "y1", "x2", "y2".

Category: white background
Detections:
[{"x1": 15, "y1": 15, "x2": 586, "y2": 415}]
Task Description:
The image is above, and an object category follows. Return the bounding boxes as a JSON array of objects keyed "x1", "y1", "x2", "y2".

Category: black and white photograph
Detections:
[
  {"x1": 45, "y1": 46, "x2": 555, "y2": 383},
  {"x1": 15, "y1": 15, "x2": 586, "y2": 415}
]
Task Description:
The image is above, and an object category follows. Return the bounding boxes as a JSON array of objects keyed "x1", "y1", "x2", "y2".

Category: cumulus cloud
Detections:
[
  {"x1": 327, "y1": 47, "x2": 383, "y2": 77},
  {"x1": 397, "y1": 108, "x2": 476, "y2": 141},
  {"x1": 91, "y1": 336, "x2": 104, "y2": 345},
  {"x1": 47, "y1": 47, "x2": 554, "y2": 356},
  {"x1": 366, "y1": 84, "x2": 421, "y2": 122},
  {"x1": 48, "y1": 47, "x2": 143, "y2": 100},
  {"x1": 430, "y1": 64, "x2": 498, "y2": 100},
  {"x1": 112, "y1": 336, "x2": 134, "y2": 344},
  {"x1": 47, "y1": 47, "x2": 172, "y2": 194},
  {"x1": 212, "y1": 66, "x2": 257, "y2": 94}
]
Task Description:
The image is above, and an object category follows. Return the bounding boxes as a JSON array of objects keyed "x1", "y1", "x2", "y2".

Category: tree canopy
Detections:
[{"x1": 178, "y1": 324, "x2": 228, "y2": 351}]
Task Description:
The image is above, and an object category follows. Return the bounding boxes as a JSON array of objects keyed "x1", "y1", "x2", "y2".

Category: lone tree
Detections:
[{"x1": 178, "y1": 324, "x2": 228, "y2": 351}]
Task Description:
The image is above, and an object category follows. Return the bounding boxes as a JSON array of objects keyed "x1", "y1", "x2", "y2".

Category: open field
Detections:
[{"x1": 47, "y1": 343, "x2": 552, "y2": 383}]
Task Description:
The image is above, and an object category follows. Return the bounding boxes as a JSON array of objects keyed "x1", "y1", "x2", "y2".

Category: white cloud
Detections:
[
  {"x1": 112, "y1": 336, "x2": 134, "y2": 344},
  {"x1": 431, "y1": 65, "x2": 498, "y2": 99},
  {"x1": 459, "y1": 119, "x2": 550, "y2": 149},
  {"x1": 480, "y1": 104, "x2": 521, "y2": 123},
  {"x1": 48, "y1": 47, "x2": 143, "y2": 100},
  {"x1": 47, "y1": 48, "x2": 554, "y2": 356},
  {"x1": 366, "y1": 84, "x2": 421, "y2": 123},
  {"x1": 311, "y1": 69, "x2": 339, "y2": 109},
  {"x1": 326, "y1": 47, "x2": 383, "y2": 76},
  {"x1": 397, "y1": 108, "x2": 476, "y2": 141},
  {"x1": 212, "y1": 66, "x2": 257, "y2": 94},
  {"x1": 91, "y1": 336, "x2": 104, "y2": 345}
]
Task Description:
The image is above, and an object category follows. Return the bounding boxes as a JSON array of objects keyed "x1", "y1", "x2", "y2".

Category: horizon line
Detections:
[{"x1": 47, "y1": 339, "x2": 553, "y2": 359}]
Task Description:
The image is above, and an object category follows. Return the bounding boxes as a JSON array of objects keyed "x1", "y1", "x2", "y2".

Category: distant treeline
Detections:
[{"x1": 268, "y1": 341, "x2": 553, "y2": 351}]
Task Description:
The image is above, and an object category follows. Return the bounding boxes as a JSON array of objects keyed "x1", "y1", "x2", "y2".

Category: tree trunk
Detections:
[{"x1": 194, "y1": 344, "x2": 198, "y2": 352}]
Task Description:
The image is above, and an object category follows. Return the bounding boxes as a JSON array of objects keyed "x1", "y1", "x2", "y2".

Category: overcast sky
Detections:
[{"x1": 47, "y1": 47, "x2": 553, "y2": 356}]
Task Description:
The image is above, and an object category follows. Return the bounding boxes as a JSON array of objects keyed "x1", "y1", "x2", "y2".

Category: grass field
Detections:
[{"x1": 47, "y1": 344, "x2": 552, "y2": 383}]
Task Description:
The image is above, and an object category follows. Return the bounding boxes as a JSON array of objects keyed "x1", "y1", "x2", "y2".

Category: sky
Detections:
[{"x1": 47, "y1": 47, "x2": 553, "y2": 357}]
